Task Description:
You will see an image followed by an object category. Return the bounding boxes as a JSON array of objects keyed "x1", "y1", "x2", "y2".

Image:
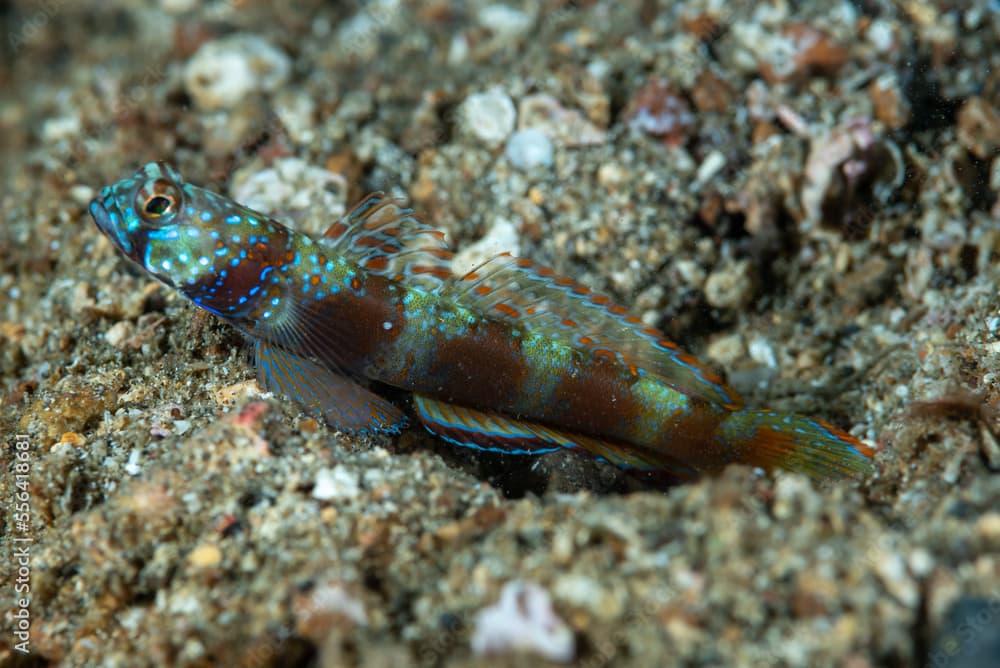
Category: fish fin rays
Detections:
[
  {"x1": 413, "y1": 394, "x2": 564, "y2": 455},
  {"x1": 317, "y1": 198, "x2": 740, "y2": 408},
  {"x1": 320, "y1": 193, "x2": 454, "y2": 291},
  {"x1": 255, "y1": 341, "x2": 407, "y2": 435},
  {"x1": 413, "y1": 394, "x2": 700, "y2": 479},
  {"x1": 719, "y1": 409, "x2": 875, "y2": 481},
  {"x1": 444, "y1": 254, "x2": 743, "y2": 408}
]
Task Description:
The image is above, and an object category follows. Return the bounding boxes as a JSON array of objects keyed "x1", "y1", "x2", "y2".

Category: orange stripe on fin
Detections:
[
  {"x1": 719, "y1": 409, "x2": 874, "y2": 481},
  {"x1": 493, "y1": 303, "x2": 521, "y2": 319},
  {"x1": 412, "y1": 395, "x2": 699, "y2": 480}
]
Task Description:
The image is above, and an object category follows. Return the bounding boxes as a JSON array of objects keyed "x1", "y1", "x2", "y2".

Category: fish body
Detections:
[{"x1": 90, "y1": 162, "x2": 874, "y2": 481}]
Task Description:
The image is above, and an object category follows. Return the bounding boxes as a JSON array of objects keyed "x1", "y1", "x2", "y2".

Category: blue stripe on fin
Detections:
[
  {"x1": 413, "y1": 394, "x2": 565, "y2": 455},
  {"x1": 255, "y1": 341, "x2": 407, "y2": 435},
  {"x1": 413, "y1": 395, "x2": 700, "y2": 480}
]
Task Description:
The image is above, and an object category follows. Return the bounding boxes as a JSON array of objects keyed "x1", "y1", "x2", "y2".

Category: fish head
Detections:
[
  {"x1": 90, "y1": 162, "x2": 233, "y2": 291},
  {"x1": 89, "y1": 162, "x2": 293, "y2": 322}
]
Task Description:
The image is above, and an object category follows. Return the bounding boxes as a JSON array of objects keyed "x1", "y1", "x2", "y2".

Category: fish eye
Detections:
[
  {"x1": 135, "y1": 180, "x2": 181, "y2": 224},
  {"x1": 144, "y1": 195, "x2": 174, "y2": 217}
]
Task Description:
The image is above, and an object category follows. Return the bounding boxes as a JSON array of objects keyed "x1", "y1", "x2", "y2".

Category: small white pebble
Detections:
[
  {"x1": 104, "y1": 321, "x2": 133, "y2": 348},
  {"x1": 695, "y1": 150, "x2": 726, "y2": 186},
  {"x1": 907, "y1": 548, "x2": 935, "y2": 577},
  {"x1": 706, "y1": 332, "x2": 746, "y2": 368},
  {"x1": 232, "y1": 158, "x2": 347, "y2": 235},
  {"x1": 704, "y1": 260, "x2": 754, "y2": 309},
  {"x1": 70, "y1": 185, "x2": 95, "y2": 206},
  {"x1": 184, "y1": 34, "x2": 290, "y2": 111},
  {"x1": 160, "y1": 0, "x2": 197, "y2": 12},
  {"x1": 477, "y1": 4, "x2": 534, "y2": 38},
  {"x1": 460, "y1": 88, "x2": 517, "y2": 148},
  {"x1": 505, "y1": 128, "x2": 553, "y2": 170},
  {"x1": 124, "y1": 449, "x2": 142, "y2": 476},
  {"x1": 41, "y1": 113, "x2": 81, "y2": 143},
  {"x1": 471, "y1": 581, "x2": 574, "y2": 663},
  {"x1": 748, "y1": 336, "x2": 777, "y2": 368},
  {"x1": 313, "y1": 465, "x2": 360, "y2": 501}
]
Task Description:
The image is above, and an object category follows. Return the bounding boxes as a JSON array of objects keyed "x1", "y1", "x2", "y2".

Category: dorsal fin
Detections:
[
  {"x1": 320, "y1": 193, "x2": 454, "y2": 291},
  {"x1": 445, "y1": 254, "x2": 742, "y2": 408}
]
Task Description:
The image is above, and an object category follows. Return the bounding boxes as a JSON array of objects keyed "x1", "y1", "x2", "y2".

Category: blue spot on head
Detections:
[
  {"x1": 200, "y1": 211, "x2": 213, "y2": 222},
  {"x1": 226, "y1": 215, "x2": 241, "y2": 225}
]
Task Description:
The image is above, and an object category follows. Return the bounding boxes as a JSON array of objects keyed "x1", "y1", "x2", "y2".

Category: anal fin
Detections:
[
  {"x1": 413, "y1": 394, "x2": 564, "y2": 455},
  {"x1": 255, "y1": 341, "x2": 407, "y2": 435},
  {"x1": 413, "y1": 394, "x2": 699, "y2": 480}
]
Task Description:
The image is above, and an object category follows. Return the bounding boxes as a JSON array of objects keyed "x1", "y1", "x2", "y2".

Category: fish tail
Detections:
[{"x1": 718, "y1": 408, "x2": 875, "y2": 480}]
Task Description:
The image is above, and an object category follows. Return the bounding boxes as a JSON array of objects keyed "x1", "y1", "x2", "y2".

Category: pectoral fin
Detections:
[{"x1": 255, "y1": 341, "x2": 407, "y2": 435}]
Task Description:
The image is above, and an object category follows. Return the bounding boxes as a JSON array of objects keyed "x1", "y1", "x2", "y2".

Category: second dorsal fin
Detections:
[
  {"x1": 445, "y1": 253, "x2": 743, "y2": 408},
  {"x1": 320, "y1": 193, "x2": 454, "y2": 291}
]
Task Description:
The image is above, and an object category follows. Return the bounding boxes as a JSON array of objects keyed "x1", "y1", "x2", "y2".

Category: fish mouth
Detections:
[{"x1": 89, "y1": 198, "x2": 134, "y2": 256}]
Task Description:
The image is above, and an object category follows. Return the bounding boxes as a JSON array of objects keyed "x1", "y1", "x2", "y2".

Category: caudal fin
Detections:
[{"x1": 719, "y1": 409, "x2": 875, "y2": 480}]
